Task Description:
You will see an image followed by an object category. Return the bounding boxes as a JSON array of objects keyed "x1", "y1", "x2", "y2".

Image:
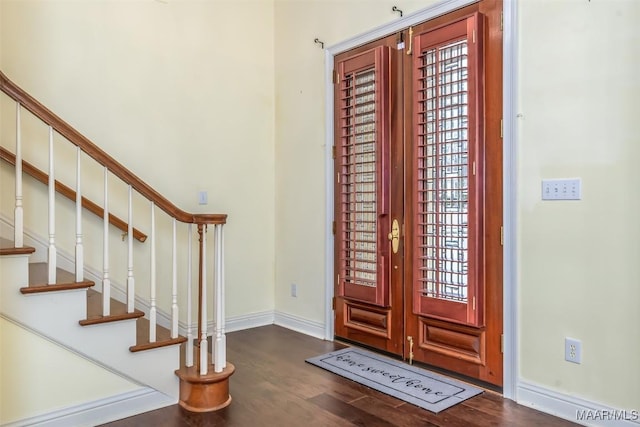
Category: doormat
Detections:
[{"x1": 306, "y1": 347, "x2": 482, "y2": 413}]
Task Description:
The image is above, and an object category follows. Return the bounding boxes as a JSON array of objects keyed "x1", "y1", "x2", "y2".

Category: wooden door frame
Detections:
[{"x1": 323, "y1": 0, "x2": 518, "y2": 399}]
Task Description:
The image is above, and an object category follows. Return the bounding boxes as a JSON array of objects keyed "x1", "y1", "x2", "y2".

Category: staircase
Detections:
[
  {"x1": 1, "y1": 243, "x2": 183, "y2": 397},
  {"x1": 0, "y1": 71, "x2": 234, "y2": 425}
]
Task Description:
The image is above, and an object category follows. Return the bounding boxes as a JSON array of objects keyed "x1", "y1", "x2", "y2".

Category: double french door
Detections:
[{"x1": 333, "y1": 1, "x2": 503, "y2": 387}]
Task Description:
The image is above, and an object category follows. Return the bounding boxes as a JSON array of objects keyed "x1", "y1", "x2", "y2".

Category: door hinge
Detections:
[
  {"x1": 337, "y1": 172, "x2": 340, "y2": 183},
  {"x1": 332, "y1": 296, "x2": 336, "y2": 310},
  {"x1": 500, "y1": 11, "x2": 504, "y2": 32},
  {"x1": 332, "y1": 221, "x2": 337, "y2": 235},
  {"x1": 500, "y1": 118, "x2": 504, "y2": 138},
  {"x1": 332, "y1": 145, "x2": 336, "y2": 159},
  {"x1": 472, "y1": 161, "x2": 476, "y2": 176},
  {"x1": 472, "y1": 29, "x2": 476, "y2": 44},
  {"x1": 333, "y1": 70, "x2": 339, "y2": 84},
  {"x1": 472, "y1": 296, "x2": 476, "y2": 310},
  {"x1": 337, "y1": 274, "x2": 340, "y2": 284},
  {"x1": 501, "y1": 334, "x2": 504, "y2": 353},
  {"x1": 500, "y1": 225, "x2": 504, "y2": 246}
]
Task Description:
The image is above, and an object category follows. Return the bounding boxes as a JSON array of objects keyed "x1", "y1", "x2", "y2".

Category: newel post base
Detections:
[{"x1": 174, "y1": 363, "x2": 235, "y2": 412}]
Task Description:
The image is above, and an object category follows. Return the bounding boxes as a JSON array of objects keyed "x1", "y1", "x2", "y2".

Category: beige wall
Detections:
[
  {"x1": 1, "y1": 0, "x2": 639, "y2": 419},
  {"x1": 0, "y1": 0, "x2": 276, "y2": 318},
  {"x1": 0, "y1": 317, "x2": 141, "y2": 424},
  {"x1": 274, "y1": 0, "x2": 639, "y2": 414},
  {"x1": 273, "y1": 0, "x2": 430, "y2": 327},
  {"x1": 518, "y1": 0, "x2": 640, "y2": 409}
]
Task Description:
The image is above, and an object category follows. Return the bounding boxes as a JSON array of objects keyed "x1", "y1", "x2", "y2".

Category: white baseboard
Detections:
[
  {"x1": 2, "y1": 388, "x2": 175, "y2": 427},
  {"x1": 225, "y1": 310, "x2": 275, "y2": 333},
  {"x1": 180, "y1": 310, "x2": 324, "y2": 341},
  {"x1": 518, "y1": 380, "x2": 640, "y2": 427},
  {"x1": 274, "y1": 310, "x2": 326, "y2": 340}
]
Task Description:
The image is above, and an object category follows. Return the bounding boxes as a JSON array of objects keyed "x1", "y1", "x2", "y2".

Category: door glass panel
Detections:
[{"x1": 417, "y1": 39, "x2": 469, "y2": 303}]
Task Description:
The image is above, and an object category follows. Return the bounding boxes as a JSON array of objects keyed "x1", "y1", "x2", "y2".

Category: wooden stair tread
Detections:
[
  {"x1": 0, "y1": 238, "x2": 36, "y2": 256},
  {"x1": 21, "y1": 263, "x2": 94, "y2": 293},
  {"x1": 79, "y1": 289, "x2": 145, "y2": 325},
  {"x1": 22, "y1": 263, "x2": 183, "y2": 352},
  {"x1": 130, "y1": 317, "x2": 187, "y2": 352}
]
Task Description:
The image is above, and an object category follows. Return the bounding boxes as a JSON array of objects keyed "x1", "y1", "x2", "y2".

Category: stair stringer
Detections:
[{"x1": 0, "y1": 254, "x2": 180, "y2": 401}]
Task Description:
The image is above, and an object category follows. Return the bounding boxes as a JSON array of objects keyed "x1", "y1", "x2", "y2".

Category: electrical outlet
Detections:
[
  {"x1": 565, "y1": 337, "x2": 582, "y2": 364},
  {"x1": 290, "y1": 283, "x2": 297, "y2": 297}
]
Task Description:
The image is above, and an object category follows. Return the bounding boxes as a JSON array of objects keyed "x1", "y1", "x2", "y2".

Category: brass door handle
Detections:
[{"x1": 388, "y1": 219, "x2": 400, "y2": 254}]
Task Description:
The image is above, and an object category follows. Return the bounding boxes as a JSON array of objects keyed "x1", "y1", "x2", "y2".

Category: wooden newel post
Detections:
[
  {"x1": 196, "y1": 223, "x2": 206, "y2": 373},
  {"x1": 175, "y1": 221, "x2": 234, "y2": 412}
]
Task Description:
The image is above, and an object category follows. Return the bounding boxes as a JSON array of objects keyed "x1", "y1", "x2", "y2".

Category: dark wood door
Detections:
[
  {"x1": 404, "y1": 0, "x2": 503, "y2": 387},
  {"x1": 335, "y1": 0, "x2": 503, "y2": 387},
  {"x1": 333, "y1": 33, "x2": 406, "y2": 356}
]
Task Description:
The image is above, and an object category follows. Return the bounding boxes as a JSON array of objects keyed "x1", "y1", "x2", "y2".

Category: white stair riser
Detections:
[{"x1": 1, "y1": 253, "x2": 180, "y2": 399}]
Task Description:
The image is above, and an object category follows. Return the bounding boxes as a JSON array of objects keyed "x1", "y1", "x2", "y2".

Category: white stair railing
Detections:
[
  {"x1": 213, "y1": 223, "x2": 226, "y2": 372},
  {"x1": 47, "y1": 126, "x2": 57, "y2": 284},
  {"x1": 14, "y1": 102, "x2": 23, "y2": 248},
  {"x1": 75, "y1": 146, "x2": 84, "y2": 282},
  {"x1": 2, "y1": 71, "x2": 230, "y2": 396},
  {"x1": 149, "y1": 202, "x2": 157, "y2": 343},
  {"x1": 126, "y1": 185, "x2": 135, "y2": 312},
  {"x1": 185, "y1": 223, "x2": 194, "y2": 368},
  {"x1": 171, "y1": 219, "x2": 179, "y2": 338},
  {"x1": 102, "y1": 167, "x2": 111, "y2": 315}
]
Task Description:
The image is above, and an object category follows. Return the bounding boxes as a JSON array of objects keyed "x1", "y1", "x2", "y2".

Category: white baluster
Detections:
[
  {"x1": 149, "y1": 202, "x2": 157, "y2": 342},
  {"x1": 126, "y1": 185, "x2": 135, "y2": 313},
  {"x1": 185, "y1": 224, "x2": 194, "y2": 368},
  {"x1": 14, "y1": 103, "x2": 23, "y2": 248},
  {"x1": 221, "y1": 224, "x2": 226, "y2": 368},
  {"x1": 47, "y1": 127, "x2": 57, "y2": 284},
  {"x1": 213, "y1": 224, "x2": 226, "y2": 372},
  {"x1": 171, "y1": 219, "x2": 179, "y2": 338},
  {"x1": 200, "y1": 225, "x2": 208, "y2": 375},
  {"x1": 75, "y1": 147, "x2": 84, "y2": 282},
  {"x1": 102, "y1": 167, "x2": 110, "y2": 316}
]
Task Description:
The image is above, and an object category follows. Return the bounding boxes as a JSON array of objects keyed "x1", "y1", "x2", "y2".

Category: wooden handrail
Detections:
[
  {"x1": 0, "y1": 147, "x2": 148, "y2": 243},
  {"x1": 0, "y1": 71, "x2": 226, "y2": 226}
]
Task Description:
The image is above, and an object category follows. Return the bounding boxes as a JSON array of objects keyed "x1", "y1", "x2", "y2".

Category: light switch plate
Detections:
[
  {"x1": 198, "y1": 191, "x2": 208, "y2": 205},
  {"x1": 542, "y1": 178, "x2": 581, "y2": 200}
]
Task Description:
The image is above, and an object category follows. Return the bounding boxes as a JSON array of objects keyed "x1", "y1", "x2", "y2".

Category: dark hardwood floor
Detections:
[{"x1": 100, "y1": 325, "x2": 577, "y2": 427}]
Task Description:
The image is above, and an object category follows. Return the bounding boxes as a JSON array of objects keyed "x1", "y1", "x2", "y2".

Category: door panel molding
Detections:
[
  {"x1": 419, "y1": 316, "x2": 485, "y2": 365},
  {"x1": 343, "y1": 300, "x2": 391, "y2": 338}
]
